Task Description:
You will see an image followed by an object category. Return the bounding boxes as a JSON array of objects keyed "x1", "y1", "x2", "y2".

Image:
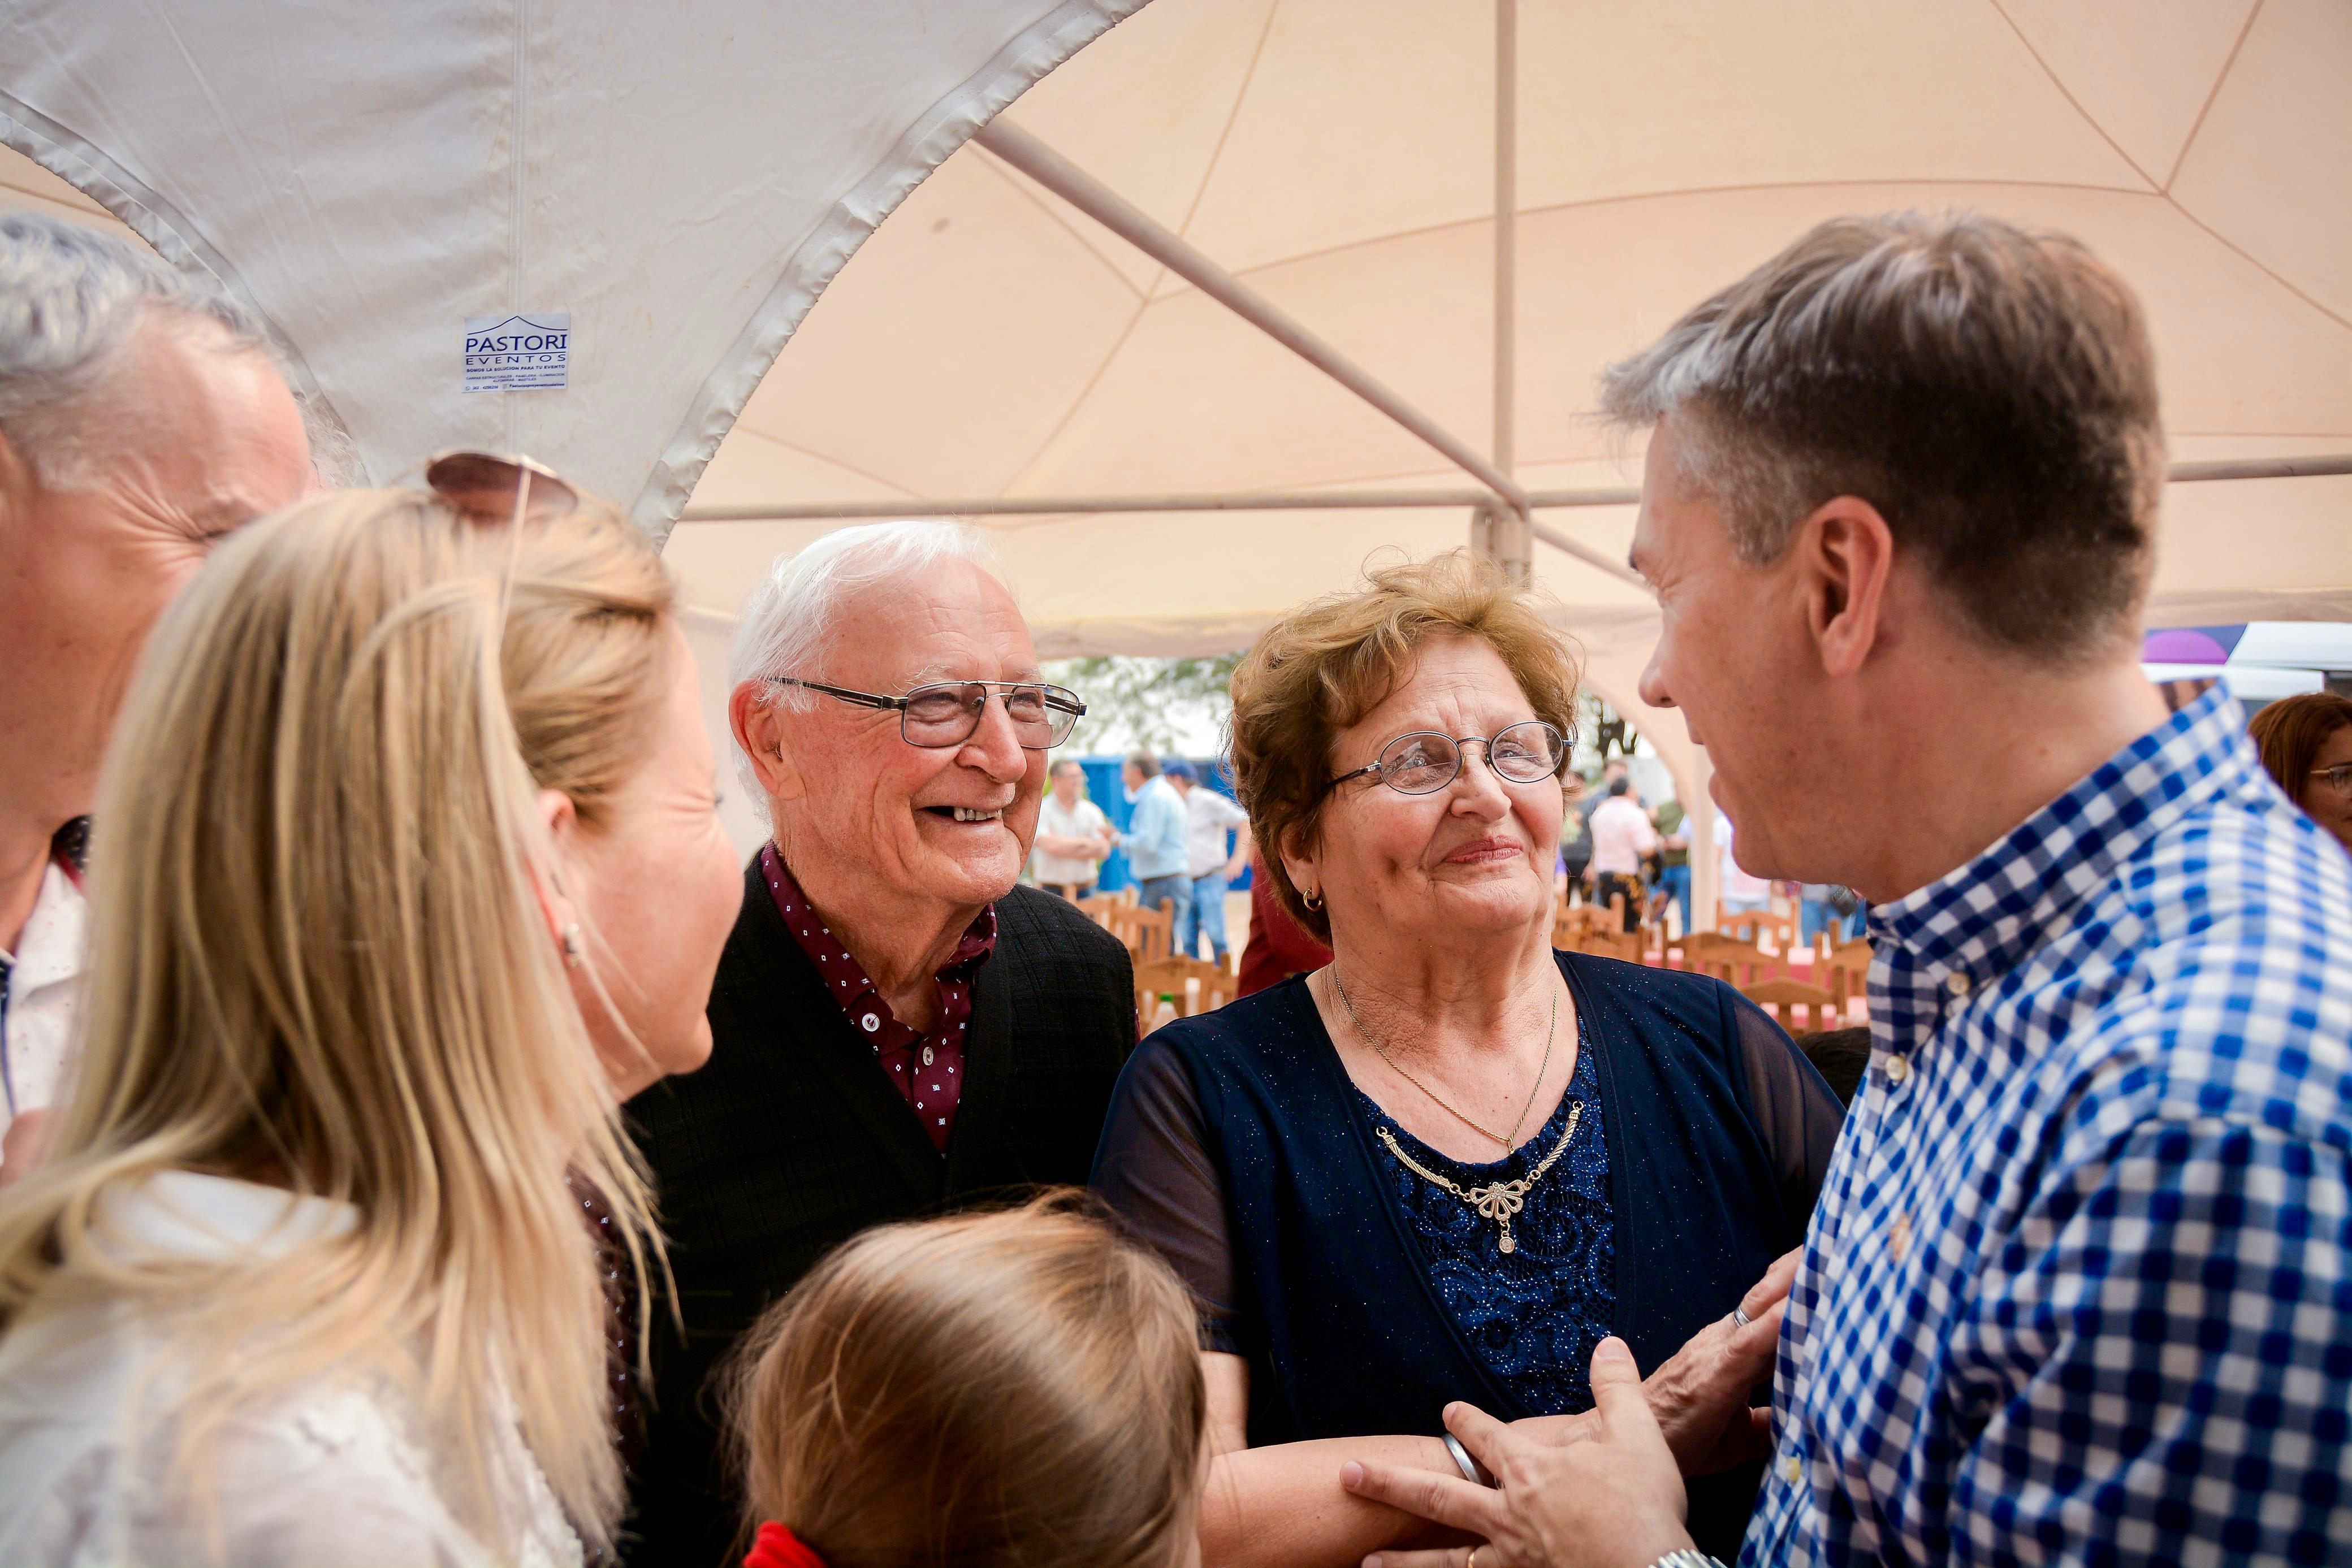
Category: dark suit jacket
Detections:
[{"x1": 620, "y1": 863, "x2": 1135, "y2": 1567}]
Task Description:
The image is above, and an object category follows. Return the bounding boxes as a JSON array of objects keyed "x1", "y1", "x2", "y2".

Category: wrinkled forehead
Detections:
[
  {"x1": 1338, "y1": 635, "x2": 1538, "y2": 750},
  {"x1": 824, "y1": 560, "x2": 1040, "y2": 690}
]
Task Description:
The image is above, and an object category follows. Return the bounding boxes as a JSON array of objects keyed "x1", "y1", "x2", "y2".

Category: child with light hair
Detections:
[{"x1": 727, "y1": 1193, "x2": 1207, "y2": 1568}]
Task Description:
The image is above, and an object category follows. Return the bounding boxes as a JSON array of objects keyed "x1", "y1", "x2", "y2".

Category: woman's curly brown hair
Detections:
[{"x1": 1228, "y1": 551, "x2": 1582, "y2": 942}]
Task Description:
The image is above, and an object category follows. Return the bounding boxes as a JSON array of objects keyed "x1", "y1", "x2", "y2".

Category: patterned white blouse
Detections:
[{"x1": 0, "y1": 1171, "x2": 582, "y2": 1568}]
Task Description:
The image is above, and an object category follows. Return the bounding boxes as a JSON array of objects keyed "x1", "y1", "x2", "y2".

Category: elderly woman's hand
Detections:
[
  {"x1": 1644, "y1": 1247, "x2": 1796, "y2": 1474},
  {"x1": 1344, "y1": 1340, "x2": 1697, "y2": 1568},
  {"x1": 1355, "y1": 1241, "x2": 1787, "y2": 1523}
]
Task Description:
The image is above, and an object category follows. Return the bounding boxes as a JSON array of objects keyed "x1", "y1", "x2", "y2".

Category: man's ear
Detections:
[
  {"x1": 1795, "y1": 495, "x2": 1896, "y2": 681},
  {"x1": 730, "y1": 681, "x2": 805, "y2": 804}
]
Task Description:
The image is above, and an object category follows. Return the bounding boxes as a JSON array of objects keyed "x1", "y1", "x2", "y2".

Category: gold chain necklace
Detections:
[
  {"x1": 1377, "y1": 1104, "x2": 1583, "y2": 1255},
  {"x1": 1330, "y1": 969, "x2": 1555, "y2": 1150}
]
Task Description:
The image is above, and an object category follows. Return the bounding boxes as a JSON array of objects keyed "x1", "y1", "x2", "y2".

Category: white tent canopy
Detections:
[
  {"x1": 662, "y1": 0, "x2": 2351, "y2": 647},
  {"x1": 6, "y1": 0, "x2": 2348, "y2": 881}
]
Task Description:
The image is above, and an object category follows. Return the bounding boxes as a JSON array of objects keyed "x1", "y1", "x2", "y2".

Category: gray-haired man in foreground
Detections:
[
  {"x1": 1343, "y1": 212, "x2": 2352, "y2": 1566},
  {"x1": 0, "y1": 213, "x2": 312, "y2": 1179}
]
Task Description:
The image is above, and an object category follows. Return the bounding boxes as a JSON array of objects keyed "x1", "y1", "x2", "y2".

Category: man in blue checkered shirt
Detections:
[{"x1": 1338, "y1": 213, "x2": 2352, "y2": 1567}]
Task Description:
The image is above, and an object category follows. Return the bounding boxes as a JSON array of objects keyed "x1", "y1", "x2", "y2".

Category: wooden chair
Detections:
[
  {"x1": 1669, "y1": 930, "x2": 1768, "y2": 974},
  {"x1": 1107, "y1": 901, "x2": 1173, "y2": 966},
  {"x1": 1740, "y1": 976, "x2": 1841, "y2": 1033},
  {"x1": 1691, "y1": 942, "x2": 1783, "y2": 991},
  {"x1": 1563, "y1": 926, "x2": 1644, "y2": 964},
  {"x1": 1714, "y1": 906, "x2": 1756, "y2": 942},
  {"x1": 1553, "y1": 900, "x2": 1614, "y2": 950},
  {"x1": 1814, "y1": 946, "x2": 1872, "y2": 1015},
  {"x1": 1134, "y1": 956, "x2": 1239, "y2": 1033},
  {"x1": 1074, "y1": 893, "x2": 1121, "y2": 930}
]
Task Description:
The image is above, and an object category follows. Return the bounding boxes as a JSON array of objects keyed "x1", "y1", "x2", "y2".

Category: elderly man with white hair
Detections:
[
  {"x1": 0, "y1": 213, "x2": 312, "y2": 1182},
  {"x1": 623, "y1": 521, "x2": 1136, "y2": 1567}
]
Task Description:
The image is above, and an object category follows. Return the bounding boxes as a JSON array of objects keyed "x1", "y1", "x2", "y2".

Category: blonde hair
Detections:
[
  {"x1": 1229, "y1": 549, "x2": 1581, "y2": 941},
  {"x1": 727, "y1": 1193, "x2": 1206, "y2": 1568},
  {"x1": 0, "y1": 487, "x2": 677, "y2": 1554}
]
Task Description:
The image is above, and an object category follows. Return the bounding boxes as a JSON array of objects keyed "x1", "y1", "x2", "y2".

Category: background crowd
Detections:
[{"x1": 0, "y1": 201, "x2": 2346, "y2": 1568}]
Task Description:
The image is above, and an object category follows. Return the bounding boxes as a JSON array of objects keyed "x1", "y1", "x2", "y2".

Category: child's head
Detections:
[{"x1": 727, "y1": 1192, "x2": 1207, "y2": 1568}]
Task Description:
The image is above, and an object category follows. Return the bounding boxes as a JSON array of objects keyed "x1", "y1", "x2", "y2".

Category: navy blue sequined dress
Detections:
[
  {"x1": 1091, "y1": 952, "x2": 1843, "y2": 1560},
  {"x1": 1353, "y1": 1018, "x2": 1613, "y2": 1413}
]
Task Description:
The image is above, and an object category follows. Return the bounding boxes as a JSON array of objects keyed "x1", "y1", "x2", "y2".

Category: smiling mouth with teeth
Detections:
[{"x1": 932, "y1": 806, "x2": 1004, "y2": 823}]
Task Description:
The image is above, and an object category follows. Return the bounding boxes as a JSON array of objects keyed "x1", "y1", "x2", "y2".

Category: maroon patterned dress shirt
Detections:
[{"x1": 758, "y1": 844, "x2": 997, "y2": 1153}]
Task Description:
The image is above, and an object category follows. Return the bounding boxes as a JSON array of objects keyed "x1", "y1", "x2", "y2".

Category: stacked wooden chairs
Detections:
[{"x1": 1135, "y1": 956, "x2": 1240, "y2": 1036}]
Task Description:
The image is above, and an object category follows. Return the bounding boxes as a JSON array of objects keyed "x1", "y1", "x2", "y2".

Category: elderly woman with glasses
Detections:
[
  {"x1": 1093, "y1": 553, "x2": 1842, "y2": 1568},
  {"x1": 2248, "y1": 691, "x2": 2352, "y2": 855}
]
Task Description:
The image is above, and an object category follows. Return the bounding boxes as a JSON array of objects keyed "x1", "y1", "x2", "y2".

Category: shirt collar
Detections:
[
  {"x1": 8, "y1": 860, "x2": 88, "y2": 990},
  {"x1": 1870, "y1": 681, "x2": 2257, "y2": 989},
  {"x1": 760, "y1": 844, "x2": 998, "y2": 997},
  {"x1": 90, "y1": 1169, "x2": 357, "y2": 1266}
]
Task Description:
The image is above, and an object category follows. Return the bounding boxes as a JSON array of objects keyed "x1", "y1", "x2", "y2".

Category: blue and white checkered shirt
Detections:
[{"x1": 1742, "y1": 683, "x2": 2352, "y2": 1567}]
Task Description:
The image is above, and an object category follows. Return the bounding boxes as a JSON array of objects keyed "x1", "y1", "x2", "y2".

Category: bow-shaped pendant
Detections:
[{"x1": 1465, "y1": 1177, "x2": 1532, "y2": 1254}]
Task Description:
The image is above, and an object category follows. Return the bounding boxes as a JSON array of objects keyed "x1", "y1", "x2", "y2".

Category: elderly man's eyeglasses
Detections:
[
  {"x1": 1329, "y1": 721, "x2": 1569, "y2": 796},
  {"x1": 769, "y1": 677, "x2": 1086, "y2": 750}
]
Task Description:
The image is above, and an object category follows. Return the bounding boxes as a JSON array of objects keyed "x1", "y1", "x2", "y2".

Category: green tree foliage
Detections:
[{"x1": 1044, "y1": 653, "x2": 1244, "y2": 756}]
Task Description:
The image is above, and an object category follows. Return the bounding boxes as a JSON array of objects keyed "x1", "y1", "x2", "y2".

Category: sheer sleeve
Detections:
[
  {"x1": 1727, "y1": 991, "x2": 1845, "y2": 1227},
  {"x1": 1091, "y1": 1033, "x2": 1240, "y2": 1352}
]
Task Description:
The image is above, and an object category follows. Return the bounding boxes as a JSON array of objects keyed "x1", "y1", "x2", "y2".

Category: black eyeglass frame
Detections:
[
  {"x1": 767, "y1": 676, "x2": 1087, "y2": 750},
  {"x1": 1325, "y1": 720, "x2": 1572, "y2": 797}
]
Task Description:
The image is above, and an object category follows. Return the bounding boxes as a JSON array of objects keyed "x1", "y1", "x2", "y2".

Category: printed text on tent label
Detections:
[{"x1": 464, "y1": 312, "x2": 570, "y2": 393}]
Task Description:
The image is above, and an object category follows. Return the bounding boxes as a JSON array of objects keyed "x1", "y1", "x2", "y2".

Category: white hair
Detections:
[
  {"x1": 726, "y1": 520, "x2": 1011, "y2": 818},
  {"x1": 0, "y1": 211, "x2": 273, "y2": 488}
]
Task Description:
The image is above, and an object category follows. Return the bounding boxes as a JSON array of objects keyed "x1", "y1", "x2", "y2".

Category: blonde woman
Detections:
[
  {"x1": 0, "y1": 471, "x2": 741, "y2": 1566},
  {"x1": 727, "y1": 1193, "x2": 1205, "y2": 1568}
]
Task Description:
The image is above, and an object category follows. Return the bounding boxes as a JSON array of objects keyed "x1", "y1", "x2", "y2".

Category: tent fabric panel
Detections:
[
  {"x1": 2165, "y1": 0, "x2": 2352, "y2": 325},
  {"x1": 2, "y1": 0, "x2": 517, "y2": 479},
  {"x1": 1994, "y1": 0, "x2": 2262, "y2": 184},
  {"x1": 993, "y1": 0, "x2": 1279, "y2": 296},
  {"x1": 0, "y1": 0, "x2": 1156, "y2": 529},
  {"x1": 1511, "y1": 1, "x2": 2152, "y2": 206},
  {"x1": 629, "y1": 0, "x2": 1154, "y2": 542},
  {"x1": 725, "y1": 149, "x2": 1147, "y2": 502}
]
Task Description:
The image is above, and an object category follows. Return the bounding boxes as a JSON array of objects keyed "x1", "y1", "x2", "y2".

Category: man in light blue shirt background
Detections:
[
  {"x1": 1120, "y1": 751, "x2": 1191, "y2": 941},
  {"x1": 1164, "y1": 760, "x2": 1252, "y2": 966}
]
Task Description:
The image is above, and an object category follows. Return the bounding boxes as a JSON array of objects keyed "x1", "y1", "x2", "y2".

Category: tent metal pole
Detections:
[
  {"x1": 2167, "y1": 453, "x2": 2352, "y2": 482},
  {"x1": 1489, "y1": 0, "x2": 1531, "y2": 582},
  {"x1": 684, "y1": 489, "x2": 1503, "y2": 522},
  {"x1": 677, "y1": 454, "x2": 2352, "y2": 523},
  {"x1": 969, "y1": 122, "x2": 1585, "y2": 544}
]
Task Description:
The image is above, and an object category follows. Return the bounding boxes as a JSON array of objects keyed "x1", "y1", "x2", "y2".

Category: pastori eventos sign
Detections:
[{"x1": 463, "y1": 312, "x2": 570, "y2": 392}]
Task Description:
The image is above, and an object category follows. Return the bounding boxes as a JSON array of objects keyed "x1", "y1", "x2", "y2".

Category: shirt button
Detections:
[
  {"x1": 860, "y1": 1013, "x2": 879, "y2": 1033},
  {"x1": 922, "y1": 1046, "x2": 934, "y2": 1066},
  {"x1": 1884, "y1": 1054, "x2": 1910, "y2": 1085},
  {"x1": 1780, "y1": 1454, "x2": 1803, "y2": 1485},
  {"x1": 1945, "y1": 971, "x2": 1971, "y2": 997}
]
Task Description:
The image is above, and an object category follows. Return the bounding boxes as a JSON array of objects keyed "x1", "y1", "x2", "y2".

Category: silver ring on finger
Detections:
[{"x1": 1731, "y1": 1305, "x2": 1752, "y2": 1328}]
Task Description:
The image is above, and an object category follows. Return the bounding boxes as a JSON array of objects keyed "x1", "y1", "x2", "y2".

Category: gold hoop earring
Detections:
[
  {"x1": 561, "y1": 922, "x2": 583, "y2": 969},
  {"x1": 1302, "y1": 889, "x2": 1324, "y2": 913}
]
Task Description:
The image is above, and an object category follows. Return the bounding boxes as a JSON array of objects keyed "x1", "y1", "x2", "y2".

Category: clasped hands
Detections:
[{"x1": 1340, "y1": 1249, "x2": 1799, "y2": 1568}]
